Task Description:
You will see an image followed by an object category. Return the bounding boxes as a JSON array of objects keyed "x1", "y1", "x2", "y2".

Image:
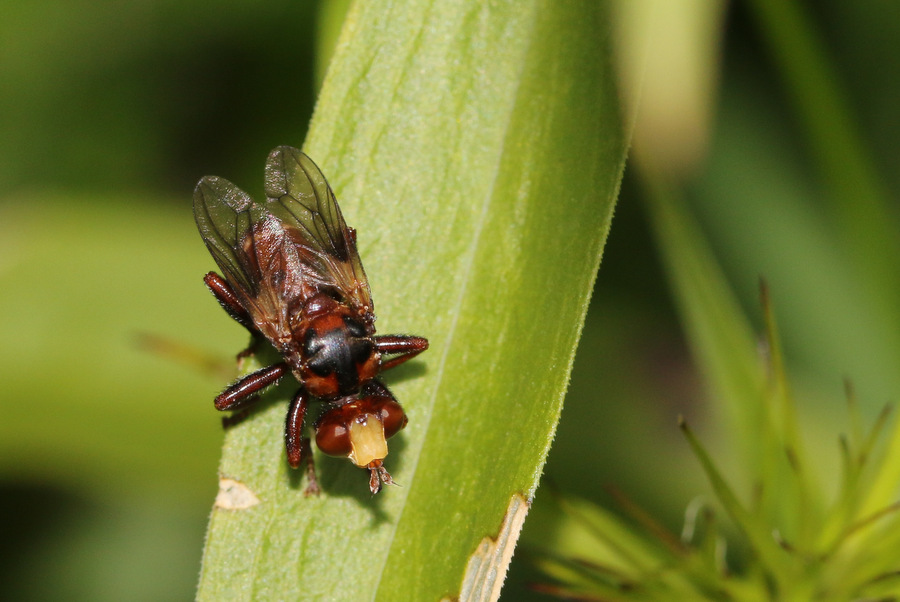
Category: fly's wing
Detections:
[
  {"x1": 193, "y1": 176, "x2": 257, "y2": 296},
  {"x1": 193, "y1": 175, "x2": 305, "y2": 341},
  {"x1": 263, "y1": 146, "x2": 374, "y2": 321}
]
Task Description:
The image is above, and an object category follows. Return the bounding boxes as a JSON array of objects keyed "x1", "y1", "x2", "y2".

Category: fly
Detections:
[{"x1": 193, "y1": 146, "x2": 428, "y2": 494}]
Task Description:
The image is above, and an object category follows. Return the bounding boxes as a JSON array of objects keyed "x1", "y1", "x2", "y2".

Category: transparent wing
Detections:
[
  {"x1": 263, "y1": 146, "x2": 374, "y2": 316},
  {"x1": 194, "y1": 175, "x2": 304, "y2": 340},
  {"x1": 193, "y1": 175, "x2": 259, "y2": 298}
]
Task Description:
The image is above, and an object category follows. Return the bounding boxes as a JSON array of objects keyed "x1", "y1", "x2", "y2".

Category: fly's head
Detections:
[{"x1": 315, "y1": 395, "x2": 408, "y2": 494}]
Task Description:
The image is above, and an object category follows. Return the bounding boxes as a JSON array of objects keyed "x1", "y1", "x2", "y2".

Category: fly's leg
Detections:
[
  {"x1": 204, "y1": 271, "x2": 261, "y2": 359},
  {"x1": 285, "y1": 389, "x2": 320, "y2": 496},
  {"x1": 215, "y1": 363, "x2": 287, "y2": 410},
  {"x1": 215, "y1": 362, "x2": 287, "y2": 429},
  {"x1": 204, "y1": 271, "x2": 253, "y2": 329},
  {"x1": 374, "y1": 335, "x2": 429, "y2": 371}
]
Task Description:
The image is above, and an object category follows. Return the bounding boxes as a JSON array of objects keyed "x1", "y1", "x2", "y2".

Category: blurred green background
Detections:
[{"x1": 1, "y1": 1, "x2": 899, "y2": 600}]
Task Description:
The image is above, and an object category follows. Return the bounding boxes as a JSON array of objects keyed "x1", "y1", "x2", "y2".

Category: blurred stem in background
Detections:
[
  {"x1": 743, "y1": 0, "x2": 900, "y2": 513},
  {"x1": 520, "y1": 0, "x2": 900, "y2": 598},
  {"x1": 620, "y1": 0, "x2": 900, "y2": 511}
]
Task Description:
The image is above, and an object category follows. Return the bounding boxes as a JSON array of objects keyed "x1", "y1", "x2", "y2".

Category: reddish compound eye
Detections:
[
  {"x1": 374, "y1": 398, "x2": 407, "y2": 439},
  {"x1": 315, "y1": 411, "x2": 352, "y2": 457}
]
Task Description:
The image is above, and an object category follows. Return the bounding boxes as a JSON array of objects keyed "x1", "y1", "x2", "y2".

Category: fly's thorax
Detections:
[{"x1": 292, "y1": 293, "x2": 380, "y2": 399}]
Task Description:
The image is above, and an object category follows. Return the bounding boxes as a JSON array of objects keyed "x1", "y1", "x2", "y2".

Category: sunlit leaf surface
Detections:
[{"x1": 196, "y1": 0, "x2": 626, "y2": 599}]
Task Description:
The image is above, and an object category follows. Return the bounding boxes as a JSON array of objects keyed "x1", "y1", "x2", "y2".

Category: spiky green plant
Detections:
[{"x1": 531, "y1": 186, "x2": 900, "y2": 600}]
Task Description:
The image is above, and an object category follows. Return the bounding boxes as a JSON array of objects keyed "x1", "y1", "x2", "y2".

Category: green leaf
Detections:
[
  {"x1": 197, "y1": 0, "x2": 626, "y2": 600},
  {"x1": 640, "y1": 172, "x2": 767, "y2": 479},
  {"x1": 641, "y1": 175, "x2": 806, "y2": 591},
  {"x1": 742, "y1": 0, "x2": 900, "y2": 520}
]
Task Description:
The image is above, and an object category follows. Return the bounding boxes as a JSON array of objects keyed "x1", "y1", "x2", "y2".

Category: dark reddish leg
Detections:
[
  {"x1": 204, "y1": 272, "x2": 254, "y2": 330},
  {"x1": 215, "y1": 362, "x2": 287, "y2": 410},
  {"x1": 285, "y1": 389, "x2": 319, "y2": 496},
  {"x1": 375, "y1": 335, "x2": 429, "y2": 371},
  {"x1": 204, "y1": 271, "x2": 261, "y2": 359}
]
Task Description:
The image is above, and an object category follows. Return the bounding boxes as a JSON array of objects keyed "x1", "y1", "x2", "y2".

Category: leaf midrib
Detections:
[{"x1": 368, "y1": 7, "x2": 539, "y2": 599}]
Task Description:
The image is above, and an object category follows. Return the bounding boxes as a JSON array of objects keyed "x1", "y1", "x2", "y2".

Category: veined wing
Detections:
[
  {"x1": 193, "y1": 175, "x2": 309, "y2": 342},
  {"x1": 263, "y1": 147, "x2": 374, "y2": 323},
  {"x1": 193, "y1": 176, "x2": 258, "y2": 297}
]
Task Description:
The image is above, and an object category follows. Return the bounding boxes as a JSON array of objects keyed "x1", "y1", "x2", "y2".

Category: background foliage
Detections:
[{"x1": 1, "y1": 1, "x2": 899, "y2": 600}]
